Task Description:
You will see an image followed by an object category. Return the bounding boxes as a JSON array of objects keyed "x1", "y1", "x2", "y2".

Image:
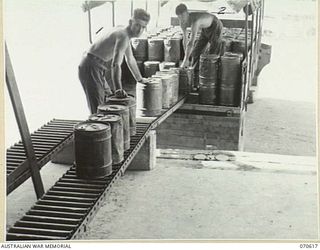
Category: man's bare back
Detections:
[
  {"x1": 78, "y1": 8, "x2": 150, "y2": 113},
  {"x1": 176, "y1": 3, "x2": 223, "y2": 67},
  {"x1": 185, "y1": 12, "x2": 216, "y2": 30},
  {"x1": 88, "y1": 26, "x2": 130, "y2": 62}
]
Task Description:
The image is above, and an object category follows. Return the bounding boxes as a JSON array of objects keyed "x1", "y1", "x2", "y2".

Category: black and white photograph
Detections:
[{"x1": 3, "y1": 0, "x2": 318, "y2": 243}]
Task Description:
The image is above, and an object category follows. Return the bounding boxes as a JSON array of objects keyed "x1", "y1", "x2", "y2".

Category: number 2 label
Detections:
[{"x1": 218, "y1": 7, "x2": 226, "y2": 14}]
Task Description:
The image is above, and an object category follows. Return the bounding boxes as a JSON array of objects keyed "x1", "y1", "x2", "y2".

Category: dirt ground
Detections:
[
  {"x1": 81, "y1": 154, "x2": 318, "y2": 240},
  {"x1": 244, "y1": 98, "x2": 316, "y2": 156},
  {"x1": 244, "y1": 0, "x2": 317, "y2": 156}
]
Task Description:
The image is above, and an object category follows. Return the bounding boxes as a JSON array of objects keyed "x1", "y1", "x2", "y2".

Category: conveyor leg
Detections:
[
  {"x1": 127, "y1": 130, "x2": 157, "y2": 171},
  {"x1": 51, "y1": 141, "x2": 74, "y2": 165}
]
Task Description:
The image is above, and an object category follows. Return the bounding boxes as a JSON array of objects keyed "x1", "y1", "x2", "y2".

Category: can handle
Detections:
[{"x1": 226, "y1": 110, "x2": 234, "y2": 117}]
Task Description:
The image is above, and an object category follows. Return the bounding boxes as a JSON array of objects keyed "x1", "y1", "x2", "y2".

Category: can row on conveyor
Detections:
[
  {"x1": 71, "y1": 63, "x2": 190, "y2": 180},
  {"x1": 6, "y1": 94, "x2": 188, "y2": 241},
  {"x1": 7, "y1": 122, "x2": 149, "y2": 241}
]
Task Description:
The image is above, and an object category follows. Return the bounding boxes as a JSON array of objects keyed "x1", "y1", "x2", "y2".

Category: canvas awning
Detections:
[
  {"x1": 81, "y1": 0, "x2": 115, "y2": 12},
  {"x1": 81, "y1": 0, "x2": 260, "y2": 14},
  {"x1": 159, "y1": 0, "x2": 260, "y2": 14}
]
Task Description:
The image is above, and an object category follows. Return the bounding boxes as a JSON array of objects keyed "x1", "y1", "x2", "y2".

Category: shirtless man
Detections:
[
  {"x1": 78, "y1": 8, "x2": 150, "y2": 114},
  {"x1": 176, "y1": 3, "x2": 223, "y2": 68}
]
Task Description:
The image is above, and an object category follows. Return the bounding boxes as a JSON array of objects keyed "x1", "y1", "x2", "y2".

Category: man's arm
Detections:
[
  {"x1": 181, "y1": 26, "x2": 187, "y2": 51},
  {"x1": 181, "y1": 21, "x2": 200, "y2": 67},
  {"x1": 124, "y1": 44, "x2": 145, "y2": 82},
  {"x1": 111, "y1": 33, "x2": 127, "y2": 92}
]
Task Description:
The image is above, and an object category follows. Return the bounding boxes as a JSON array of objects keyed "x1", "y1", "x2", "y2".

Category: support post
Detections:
[
  {"x1": 127, "y1": 130, "x2": 157, "y2": 171},
  {"x1": 5, "y1": 43, "x2": 44, "y2": 199},
  {"x1": 88, "y1": 8, "x2": 92, "y2": 44},
  {"x1": 112, "y1": 1, "x2": 115, "y2": 27},
  {"x1": 245, "y1": 4, "x2": 248, "y2": 61},
  {"x1": 51, "y1": 141, "x2": 74, "y2": 165},
  {"x1": 156, "y1": 0, "x2": 160, "y2": 27}
]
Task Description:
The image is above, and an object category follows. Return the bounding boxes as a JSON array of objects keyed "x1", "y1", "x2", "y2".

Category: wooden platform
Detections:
[{"x1": 158, "y1": 149, "x2": 316, "y2": 175}]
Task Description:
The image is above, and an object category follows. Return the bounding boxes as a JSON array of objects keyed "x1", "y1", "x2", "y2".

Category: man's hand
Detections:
[
  {"x1": 180, "y1": 60, "x2": 190, "y2": 68},
  {"x1": 115, "y1": 89, "x2": 128, "y2": 98},
  {"x1": 138, "y1": 77, "x2": 148, "y2": 84}
]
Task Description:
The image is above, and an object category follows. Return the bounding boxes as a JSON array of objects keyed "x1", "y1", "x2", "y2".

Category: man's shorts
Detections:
[{"x1": 78, "y1": 53, "x2": 113, "y2": 114}]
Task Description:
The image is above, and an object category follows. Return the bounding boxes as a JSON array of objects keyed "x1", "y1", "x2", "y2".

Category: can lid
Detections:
[
  {"x1": 108, "y1": 95, "x2": 130, "y2": 102},
  {"x1": 155, "y1": 71, "x2": 170, "y2": 76},
  {"x1": 75, "y1": 122, "x2": 109, "y2": 132},
  {"x1": 148, "y1": 78, "x2": 161, "y2": 84},
  {"x1": 163, "y1": 62, "x2": 176, "y2": 66},
  {"x1": 200, "y1": 54, "x2": 220, "y2": 60},
  {"x1": 89, "y1": 113, "x2": 121, "y2": 123},
  {"x1": 214, "y1": 154, "x2": 231, "y2": 161},
  {"x1": 98, "y1": 104, "x2": 127, "y2": 112},
  {"x1": 179, "y1": 67, "x2": 190, "y2": 73},
  {"x1": 169, "y1": 67, "x2": 181, "y2": 73},
  {"x1": 221, "y1": 55, "x2": 241, "y2": 62},
  {"x1": 223, "y1": 52, "x2": 242, "y2": 58},
  {"x1": 164, "y1": 37, "x2": 180, "y2": 42},
  {"x1": 132, "y1": 37, "x2": 147, "y2": 41},
  {"x1": 149, "y1": 37, "x2": 164, "y2": 41},
  {"x1": 144, "y1": 61, "x2": 160, "y2": 66},
  {"x1": 110, "y1": 94, "x2": 135, "y2": 100},
  {"x1": 152, "y1": 75, "x2": 171, "y2": 80},
  {"x1": 159, "y1": 69, "x2": 171, "y2": 72}
]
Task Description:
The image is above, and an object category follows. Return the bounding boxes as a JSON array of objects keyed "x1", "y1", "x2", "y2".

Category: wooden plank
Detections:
[
  {"x1": 5, "y1": 43, "x2": 44, "y2": 198},
  {"x1": 15, "y1": 220, "x2": 76, "y2": 231},
  {"x1": 9, "y1": 227, "x2": 71, "y2": 237},
  {"x1": 179, "y1": 103, "x2": 241, "y2": 116},
  {"x1": 220, "y1": 18, "x2": 253, "y2": 29},
  {"x1": 15, "y1": 220, "x2": 75, "y2": 231},
  {"x1": 6, "y1": 232, "x2": 67, "y2": 241},
  {"x1": 21, "y1": 215, "x2": 80, "y2": 225},
  {"x1": 33, "y1": 204, "x2": 88, "y2": 213}
]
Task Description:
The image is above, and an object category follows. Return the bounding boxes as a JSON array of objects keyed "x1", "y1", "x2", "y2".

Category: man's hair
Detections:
[
  {"x1": 133, "y1": 8, "x2": 150, "y2": 22},
  {"x1": 175, "y1": 3, "x2": 188, "y2": 15}
]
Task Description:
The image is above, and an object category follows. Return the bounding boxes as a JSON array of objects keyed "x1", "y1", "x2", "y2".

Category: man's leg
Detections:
[
  {"x1": 208, "y1": 18, "x2": 223, "y2": 55},
  {"x1": 78, "y1": 63, "x2": 106, "y2": 114},
  {"x1": 192, "y1": 31, "x2": 209, "y2": 66}
]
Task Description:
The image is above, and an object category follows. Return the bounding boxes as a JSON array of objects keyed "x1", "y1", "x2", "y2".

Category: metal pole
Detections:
[
  {"x1": 145, "y1": 0, "x2": 149, "y2": 31},
  {"x1": 249, "y1": 11, "x2": 254, "y2": 85},
  {"x1": 112, "y1": 2, "x2": 115, "y2": 27},
  {"x1": 131, "y1": 0, "x2": 133, "y2": 16},
  {"x1": 88, "y1": 8, "x2": 92, "y2": 44},
  {"x1": 5, "y1": 43, "x2": 45, "y2": 199},
  {"x1": 245, "y1": 4, "x2": 248, "y2": 60},
  {"x1": 257, "y1": 1, "x2": 263, "y2": 52},
  {"x1": 156, "y1": 0, "x2": 160, "y2": 27},
  {"x1": 255, "y1": 7, "x2": 259, "y2": 42},
  {"x1": 243, "y1": 4, "x2": 249, "y2": 111}
]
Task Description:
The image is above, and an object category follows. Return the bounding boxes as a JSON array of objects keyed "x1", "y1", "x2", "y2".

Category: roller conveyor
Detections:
[
  {"x1": 6, "y1": 96, "x2": 187, "y2": 241},
  {"x1": 6, "y1": 119, "x2": 82, "y2": 195}
]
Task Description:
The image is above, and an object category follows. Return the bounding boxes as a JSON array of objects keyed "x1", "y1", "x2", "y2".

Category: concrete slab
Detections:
[{"x1": 78, "y1": 151, "x2": 318, "y2": 240}]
